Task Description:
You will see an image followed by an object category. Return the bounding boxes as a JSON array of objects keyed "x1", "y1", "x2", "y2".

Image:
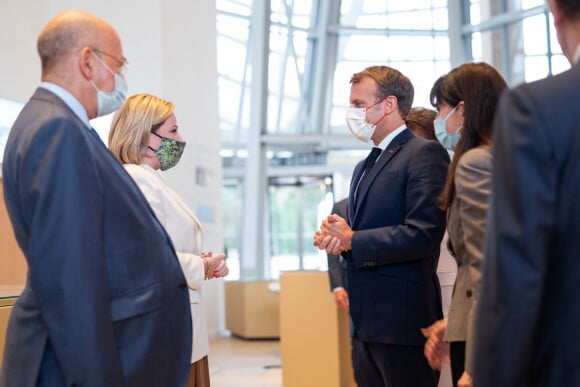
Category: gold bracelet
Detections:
[{"x1": 202, "y1": 257, "x2": 211, "y2": 280}]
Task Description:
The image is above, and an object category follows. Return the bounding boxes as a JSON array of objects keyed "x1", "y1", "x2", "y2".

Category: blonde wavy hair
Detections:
[{"x1": 108, "y1": 93, "x2": 174, "y2": 164}]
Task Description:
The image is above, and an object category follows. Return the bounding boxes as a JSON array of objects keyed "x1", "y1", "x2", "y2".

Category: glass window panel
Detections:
[
  {"x1": 471, "y1": 31, "x2": 482, "y2": 61},
  {"x1": 218, "y1": 0, "x2": 458, "y2": 280},
  {"x1": 354, "y1": 15, "x2": 388, "y2": 29},
  {"x1": 362, "y1": 0, "x2": 388, "y2": 13},
  {"x1": 390, "y1": 60, "x2": 444, "y2": 107},
  {"x1": 386, "y1": 1, "x2": 433, "y2": 12},
  {"x1": 217, "y1": 0, "x2": 252, "y2": 15},
  {"x1": 268, "y1": 181, "x2": 328, "y2": 279},
  {"x1": 342, "y1": 35, "x2": 390, "y2": 61},
  {"x1": 292, "y1": 0, "x2": 314, "y2": 16},
  {"x1": 217, "y1": 11, "x2": 251, "y2": 147},
  {"x1": 432, "y1": 8, "x2": 449, "y2": 30},
  {"x1": 409, "y1": 9, "x2": 434, "y2": 30},
  {"x1": 332, "y1": 66, "x2": 354, "y2": 106},
  {"x1": 340, "y1": 0, "x2": 352, "y2": 15},
  {"x1": 270, "y1": 26, "x2": 288, "y2": 57},
  {"x1": 292, "y1": 30, "x2": 309, "y2": 58},
  {"x1": 329, "y1": 107, "x2": 349, "y2": 134},
  {"x1": 218, "y1": 79, "x2": 241, "y2": 126},
  {"x1": 271, "y1": 0, "x2": 313, "y2": 28},
  {"x1": 222, "y1": 184, "x2": 242, "y2": 280},
  {"x1": 522, "y1": 0, "x2": 545, "y2": 10},
  {"x1": 392, "y1": 36, "x2": 437, "y2": 60},
  {"x1": 470, "y1": 1, "x2": 481, "y2": 25},
  {"x1": 434, "y1": 36, "x2": 450, "y2": 60},
  {"x1": 475, "y1": 0, "x2": 508, "y2": 20},
  {"x1": 524, "y1": 56, "x2": 550, "y2": 82},
  {"x1": 216, "y1": 36, "x2": 248, "y2": 80},
  {"x1": 523, "y1": 15, "x2": 548, "y2": 55},
  {"x1": 388, "y1": 11, "x2": 425, "y2": 29},
  {"x1": 268, "y1": 95, "x2": 299, "y2": 134},
  {"x1": 433, "y1": 60, "x2": 452, "y2": 81}
]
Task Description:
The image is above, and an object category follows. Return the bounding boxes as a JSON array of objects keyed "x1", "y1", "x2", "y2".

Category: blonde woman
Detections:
[{"x1": 109, "y1": 93, "x2": 229, "y2": 386}]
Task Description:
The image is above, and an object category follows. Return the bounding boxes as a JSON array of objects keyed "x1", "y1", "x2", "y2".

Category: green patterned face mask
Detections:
[{"x1": 148, "y1": 132, "x2": 186, "y2": 171}]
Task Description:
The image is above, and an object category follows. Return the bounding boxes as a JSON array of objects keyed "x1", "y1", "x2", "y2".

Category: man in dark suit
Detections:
[
  {"x1": 315, "y1": 66, "x2": 449, "y2": 386},
  {"x1": 0, "y1": 10, "x2": 191, "y2": 386},
  {"x1": 473, "y1": 1, "x2": 580, "y2": 385},
  {"x1": 327, "y1": 198, "x2": 349, "y2": 310}
]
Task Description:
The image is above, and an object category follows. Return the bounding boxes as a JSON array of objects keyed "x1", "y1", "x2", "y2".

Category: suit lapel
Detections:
[
  {"x1": 351, "y1": 129, "x2": 413, "y2": 225},
  {"x1": 348, "y1": 162, "x2": 365, "y2": 223}
]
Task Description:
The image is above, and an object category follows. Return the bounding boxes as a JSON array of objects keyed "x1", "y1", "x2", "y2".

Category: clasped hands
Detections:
[
  {"x1": 201, "y1": 252, "x2": 229, "y2": 279},
  {"x1": 313, "y1": 214, "x2": 353, "y2": 255}
]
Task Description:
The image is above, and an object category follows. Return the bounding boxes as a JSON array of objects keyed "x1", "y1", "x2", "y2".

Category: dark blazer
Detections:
[
  {"x1": 473, "y1": 63, "x2": 580, "y2": 386},
  {"x1": 0, "y1": 88, "x2": 192, "y2": 387},
  {"x1": 345, "y1": 129, "x2": 449, "y2": 345},
  {"x1": 327, "y1": 198, "x2": 348, "y2": 291}
]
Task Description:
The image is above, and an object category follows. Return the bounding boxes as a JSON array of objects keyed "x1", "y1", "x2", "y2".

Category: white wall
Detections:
[{"x1": 0, "y1": 0, "x2": 225, "y2": 336}]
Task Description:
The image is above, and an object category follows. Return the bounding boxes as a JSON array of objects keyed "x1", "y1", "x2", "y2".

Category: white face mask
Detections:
[
  {"x1": 346, "y1": 107, "x2": 376, "y2": 143},
  {"x1": 90, "y1": 53, "x2": 128, "y2": 117},
  {"x1": 345, "y1": 97, "x2": 387, "y2": 143}
]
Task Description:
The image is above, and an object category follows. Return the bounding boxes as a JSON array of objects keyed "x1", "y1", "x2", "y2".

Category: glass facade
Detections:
[{"x1": 216, "y1": 0, "x2": 571, "y2": 280}]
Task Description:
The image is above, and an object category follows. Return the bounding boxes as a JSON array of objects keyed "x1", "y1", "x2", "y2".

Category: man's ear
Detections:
[
  {"x1": 383, "y1": 95, "x2": 398, "y2": 115},
  {"x1": 79, "y1": 46, "x2": 96, "y2": 80}
]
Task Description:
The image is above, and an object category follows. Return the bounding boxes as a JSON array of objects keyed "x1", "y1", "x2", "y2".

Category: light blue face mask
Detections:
[
  {"x1": 89, "y1": 53, "x2": 128, "y2": 117},
  {"x1": 434, "y1": 105, "x2": 461, "y2": 151}
]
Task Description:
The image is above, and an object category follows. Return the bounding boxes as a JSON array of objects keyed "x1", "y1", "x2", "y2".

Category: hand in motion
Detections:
[
  {"x1": 421, "y1": 318, "x2": 450, "y2": 370},
  {"x1": 204, "y1": 252, "x2": 229, "y2": 279},
  {"x1": 333, "y1": 289, "x2": 349, "y2": 310}
]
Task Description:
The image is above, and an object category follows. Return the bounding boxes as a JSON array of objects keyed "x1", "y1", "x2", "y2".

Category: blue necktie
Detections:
[{"x1": 355, "y1": 147, "x2": 381, "y2": 207}]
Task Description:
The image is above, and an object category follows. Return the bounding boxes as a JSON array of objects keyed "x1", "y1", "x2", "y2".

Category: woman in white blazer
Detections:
[
  {"x1": 108, "y1": 93, "x2": 229, "y2": 387},
  {"x1": 421, "y1": 63, "x2": 507, "y2": 387}
]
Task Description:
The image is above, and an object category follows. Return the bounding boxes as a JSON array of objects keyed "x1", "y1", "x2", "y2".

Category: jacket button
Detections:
[
  {"x1": 466, "y1": 290, "x2": 473, "y2": 298},
  {"x1": 180, "y1": 283, "x2": 188, "y2": 290}
]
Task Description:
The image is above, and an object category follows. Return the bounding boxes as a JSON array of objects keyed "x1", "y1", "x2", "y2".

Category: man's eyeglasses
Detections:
[{"x1": 92, "y1": 48, "x2": 129, "y2": 76}]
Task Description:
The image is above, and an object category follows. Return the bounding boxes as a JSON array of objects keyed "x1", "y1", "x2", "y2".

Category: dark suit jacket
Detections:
[
  {"x1": 327, "y1": 198, "x2": 348, "y2": 291},
  {"x1": 0, "y1": 88, "x2": 192, "y2": 387},
  {"x1": 345, "y1": 129, "x2": 449, "y2": 345},
  {"x1": 473, "y1": 63, "x2": 580, "y2": 386}
]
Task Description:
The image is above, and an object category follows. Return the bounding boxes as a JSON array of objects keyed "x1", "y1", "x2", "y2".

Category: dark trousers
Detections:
[
  {"x1": 351, "y1": 336, "x2": 439, "y2": 387},
  {"x1": 449, "y1": 341, "x2": 466, "y2": 387}
]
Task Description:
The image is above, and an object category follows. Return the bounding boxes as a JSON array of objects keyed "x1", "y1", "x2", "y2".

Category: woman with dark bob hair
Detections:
[{"x1": 422, "y1": 62, "x2": 508, "y2": 387}]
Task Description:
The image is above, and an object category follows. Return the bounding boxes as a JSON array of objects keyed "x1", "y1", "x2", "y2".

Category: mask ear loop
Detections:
[
  {"x1": 448, "y1": 103, "x2": 464, "y2": 134},
  {"x1": 365, "y1": 95, "x2": 389, "y2": 126},
  {"x1": 148, "y1": 131, "x2": 163, "y2": 152},
  {"x1": 364, "y1": 95, "x2": 389, "y2": 113},
  {"x1": 445, "y1": 105, "x2": 459, "y2": 120},
  {"x1": 372, "y1": 113, "x2": 388, "y2": 126}
]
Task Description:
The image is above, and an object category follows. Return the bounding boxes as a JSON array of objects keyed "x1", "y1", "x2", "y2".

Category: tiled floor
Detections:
[
  {"x1": 209, "y1": 335, "x2": 282, "y2": 387},
  {"x1": 208, "y1": 333, "x2": 452, "y2": 387}
]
